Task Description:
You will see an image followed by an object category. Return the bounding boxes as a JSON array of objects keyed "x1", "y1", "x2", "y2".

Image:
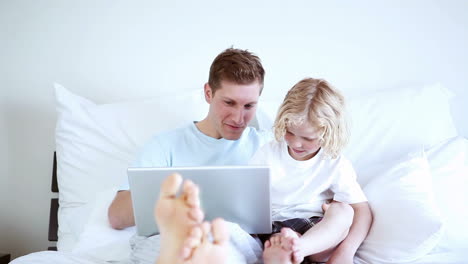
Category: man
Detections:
[{"x1": 108, "y1": 48, "x2": 269, "y2": 229}]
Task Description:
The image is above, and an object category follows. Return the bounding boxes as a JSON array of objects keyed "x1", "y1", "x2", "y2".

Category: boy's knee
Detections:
[{"x1": 332, "y1": 202, "x2": 354, "y2": 226}]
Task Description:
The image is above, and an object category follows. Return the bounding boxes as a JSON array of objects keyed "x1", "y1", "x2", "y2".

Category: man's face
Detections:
[{"x1": 205, "y1": 80, "x2": 261, "y2": 140}]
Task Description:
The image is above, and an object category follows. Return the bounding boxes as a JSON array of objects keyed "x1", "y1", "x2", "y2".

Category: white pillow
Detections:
[
  {"x1": 256, "y1": 83, "x2": 458, "y2": 186},
  {"x1": 426, "y1": 136, "x2": 468, "y2": 250},
  {"x1": 55, "y1": 84, "x2": 208, "y2": 251},
  {"x1": 345, "y1": 83, "x2": 457, "y2": 182},
  {"x1": 72, "y1": 188, "x2": 136, "y2": 261},
  {"x1": 355, "y1": 152, "x2": 444, "y2": 263}
]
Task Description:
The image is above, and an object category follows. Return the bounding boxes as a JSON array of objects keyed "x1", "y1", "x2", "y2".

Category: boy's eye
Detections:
[
  {"x1": 286, "y1": 131, "x2": 293, "y2": 136},
  {"x1": 244, "y1": 104, "x2": 254, "y2": 109},
  {"x1": 225, "y1": 101, "x2": 234, "y2": 106}
]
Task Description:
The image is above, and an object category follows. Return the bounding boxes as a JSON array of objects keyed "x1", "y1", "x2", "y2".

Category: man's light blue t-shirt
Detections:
[{"x1": 121, "y1": 122, "x2": 271, "y2": 190}]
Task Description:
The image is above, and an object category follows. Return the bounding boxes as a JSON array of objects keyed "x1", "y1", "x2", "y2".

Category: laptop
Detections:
[{"x1": 128, "y1": 166, "x2": 271, "y2": 237}]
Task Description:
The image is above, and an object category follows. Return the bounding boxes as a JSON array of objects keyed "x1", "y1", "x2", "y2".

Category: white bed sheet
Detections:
[
  {"x1": 9, "y1": 251, "x2": 122, "y2": 264},
  {"x1": 11, "y1": 247, "x2": 468, "y2": 264},
  {"x1": 12, "y1": 137, "x2": 468, "y2": 263}
]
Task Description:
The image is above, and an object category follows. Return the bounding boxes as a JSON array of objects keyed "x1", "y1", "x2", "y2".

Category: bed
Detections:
[{"x1": 11, "y1": 83, "x2": 468, "y2": 264}]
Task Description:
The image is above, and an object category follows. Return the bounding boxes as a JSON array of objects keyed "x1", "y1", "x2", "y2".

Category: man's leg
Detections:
[
  {"x1": 188, "y1": 219, "x2": 230, "y2": 263},
  {"x1": 154, "y1": 173, "x2": 229, "y2": 264}
]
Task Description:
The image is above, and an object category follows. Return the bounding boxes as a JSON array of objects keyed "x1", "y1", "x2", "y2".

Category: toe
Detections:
[
  {"x1": 180, "y1": 226, "x2": 203, "y2": 260},
  {"x1": 188, "y1": 207, "x2": 204, "y2": 222},
  {"x1": 273, "y1": 236, "x2": 281, "y2": 246},
  {"x1": 183, "y1": 180, "x2": 201, "y2": 208},
  {"x1": 212, "y1": 218, "x2": 229, "y2": 245},
  {"x1": 160, "y1": 173, "x2": 182, "y2": 199},
  {"x1": 180, "y1": 246, "x2": 191, "y2": 260},
  {"x1": 280, "y1": 227, "x2": 290, "y2": 236},
  {"x1": 189, "y1": 225, "x2": 203, "y2": 239},
  {"x1": 281, "y1": 227, "x2": 297, "y2": 238},
  {"x1": 200, "y1": 221, "x2": 211, "y2": 242},
  {"x1": 183, "y1": 237, "x2": 201, "y2": 249},
  {"x1": 270, "y1": 237, "x2": 276, "y2": 246},
  {"x1": 291, "y1": 237, "x2": 300, "y2": 250},
  {"x1": 280, "y1": 236, "x2": 292, "y2": 251},
  {"x1": 292, "y1": 251, "x2": 304, "y2": 264}
]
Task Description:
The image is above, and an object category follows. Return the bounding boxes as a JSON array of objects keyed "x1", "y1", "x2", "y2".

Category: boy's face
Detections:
[
  {"x1": 204, "y1": 80, "x2": 261, "y2": 140},
  {"x1": 285, "y1": 122, "x2": 322, "y2": 161}
]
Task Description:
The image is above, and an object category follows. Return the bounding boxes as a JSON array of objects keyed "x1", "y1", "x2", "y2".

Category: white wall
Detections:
[
  {"x1": 0, "y1": 84, "x2": 10, "y2": 254},
  {"x1": 1, "y1": 0, "x2": 467, "y2": 259}
]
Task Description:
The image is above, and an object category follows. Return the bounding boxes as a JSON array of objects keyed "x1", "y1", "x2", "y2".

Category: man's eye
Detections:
[
  {"x1": 225, "y1": 101, "x2": 233, "y2": 105},
  {"x1": 245, "y1": 104, "x2": 253, "y2": 109}
]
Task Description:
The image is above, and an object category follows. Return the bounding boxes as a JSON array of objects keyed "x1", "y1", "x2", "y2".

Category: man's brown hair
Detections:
[{"x1": 208, "y1": 48, "x2": 265, "y2": 95}]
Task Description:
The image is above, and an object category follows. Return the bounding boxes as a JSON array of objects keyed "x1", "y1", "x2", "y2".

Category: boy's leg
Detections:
[
  {"x1": 281, "y1": 202, "x2": 354, "y2": 263},
  {"x1": 154, "y1": 173, "x2": 229, "y2": 264}
]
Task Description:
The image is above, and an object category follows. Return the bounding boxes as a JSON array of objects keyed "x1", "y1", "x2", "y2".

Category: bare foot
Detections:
[
  {"x1": 155, "y1": 173, "x2": 230, "y2": 264},
  {"x1": 280, "y1": 228, "x2": 303, "y2": 264},
  {"x1": 179, "y1": 225, "x2": 204, "y2": 259},
  {"x1": 263, "y1": 234, "x2": 293, "y2": 264},
  {"x1": 155, "y1": 173, "x2": 204, "y2": 264},
  {"x1": 188, "y1": 218, "x2": 230, "y2": 264}
]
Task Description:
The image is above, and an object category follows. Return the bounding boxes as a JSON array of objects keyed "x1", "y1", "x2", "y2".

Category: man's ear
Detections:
[{"x1": 204, "y1": 83, "x2": 213, "y2": 104}]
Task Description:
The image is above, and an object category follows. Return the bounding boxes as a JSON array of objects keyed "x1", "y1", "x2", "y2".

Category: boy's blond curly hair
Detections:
[{"x1": 273, "y1": 78, "x2": 349, "y2": 158}]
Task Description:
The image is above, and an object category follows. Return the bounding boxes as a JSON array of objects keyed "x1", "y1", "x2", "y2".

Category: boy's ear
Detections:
[{"x1": 204, "y1": 83, "x2": 213, "y2": 104}]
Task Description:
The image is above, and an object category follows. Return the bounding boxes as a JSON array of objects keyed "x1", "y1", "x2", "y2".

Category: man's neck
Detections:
[{"x1": 195, "y1": 118, "x2": 222, "y2": 139}]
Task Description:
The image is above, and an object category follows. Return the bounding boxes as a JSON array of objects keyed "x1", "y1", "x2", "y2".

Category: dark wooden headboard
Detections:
[{"x1": 48, "y1": 152, "x2": 58, "y2": 250}]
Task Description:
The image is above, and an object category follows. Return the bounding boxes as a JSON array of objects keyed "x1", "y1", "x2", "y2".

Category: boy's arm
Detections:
[
  {"x1": 108, "y1": 190, "x2": 136, "y2": 229},
  {"x1": 327, "y1": 201, "x2": 373, "y2": 264}
]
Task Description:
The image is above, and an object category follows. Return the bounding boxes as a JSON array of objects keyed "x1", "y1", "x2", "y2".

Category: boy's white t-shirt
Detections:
[{"x1": 250, "y1": 140, "x2": 367, "y2": 221}]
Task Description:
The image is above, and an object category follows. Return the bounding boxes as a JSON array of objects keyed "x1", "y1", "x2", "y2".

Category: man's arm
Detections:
[
  {"x1": 108, "y1": 190, "x2": 135, "y2": 229},
  {"x1": 327, "y1": 201, "x2": 373, "y2": 264}
]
